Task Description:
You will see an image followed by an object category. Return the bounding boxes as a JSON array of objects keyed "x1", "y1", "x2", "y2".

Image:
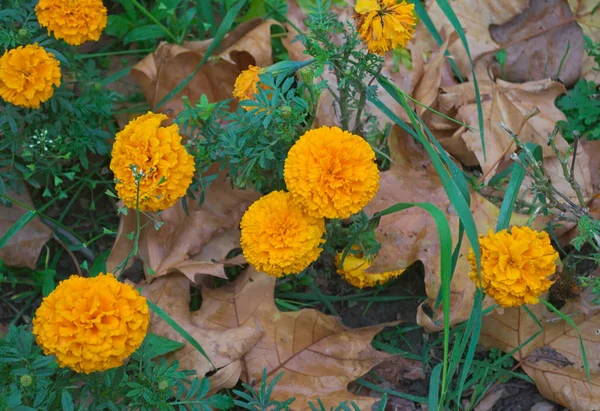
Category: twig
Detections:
[
  {"x1": 43, "y1": 218, "x2": 94, "y2": 261},
  {"x1": 53, "y1": 232, "x2": 83, "y2": 276}
]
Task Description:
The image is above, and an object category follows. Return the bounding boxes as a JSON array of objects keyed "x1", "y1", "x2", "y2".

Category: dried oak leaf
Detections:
[
  {"x1": 0, "y1": 187, "x2": 51, "y2": 269},
  {"x1": 106, "y1": 172, "x2": 259, "y2": 281},
  {"x1": 142, "y1": 273, "x2": 263, "y2": 392},
  {"x1": 445, "y1": 78, "x2": 593, "y2": 208},
  {"x1": 480, "y1": 298, "x2": 600, "y2": 410},
  {"x1": 145, "y1": 268, "x2": 395, "y2": 409},
  {"x1": 422, "y1": 0, "x2": 595, "y2": 86},
  {"x1": 131, "y1": 18, "x2": 280, "y2": 119},
  {"x1": 363, "y1": 126, "x2": 527, "y2": 331}
]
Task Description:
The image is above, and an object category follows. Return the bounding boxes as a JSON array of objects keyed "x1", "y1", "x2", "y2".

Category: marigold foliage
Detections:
[
  {"x1": 284, "y1": 126, "x2": 380, "y2": 219},
  {"x1": 468, "y1": 227, "x2": 559, "y2": 308},
  {"x1": 0, "y1": 44, "x2": 61, "y2": 109},
  {"x1": 335, "y1": 252, "x2": 404, "y2": 288},
  {"x1": 240, "y1": 191, "x2": 325, "y2": 277},
  {"x1": 354, "y1": 0, "x2": 416, "y2": 55},
  {"x1": 233, "y1": 65, "x2": 266, "y2": 109},
  {"x1": 32, "y1": 273, "x2": 149, "y2": 373},
  {"x1": 36, "y1": 0, "x2": 108, "y2": 45},
  {"x1": 110, "y1": 112, "x2": 195, "y2": 212}
]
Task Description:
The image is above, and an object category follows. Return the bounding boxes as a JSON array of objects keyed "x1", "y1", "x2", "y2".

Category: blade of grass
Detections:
[
  {"x1": 413, "y1": 1, "x2": 463, "y2": 82},
  {"x1": 376, "y1": 76, "x2": 480, "y2": 270},
  {"x1": 496, "y1": 143, "x2": 542, "y2": 231},
  {"x1": 435, "y1": 0, "x2": 486, "y2": 160},
  {"x1": 539, "y1": 298, "x2": 590, "y2": 382},
  {"x1": 355, "y1": 378, "x2": 428, "y2": 403},
  {"x1": 0, "y1": 210, "x2": 36, "y2": 250},
  {"x1": 197, "y1": 0, "x2": 217, "y2": 38},
  {"x1": 127, "y1": 0, "x2": 178, "y2": 43},
  {"x1": 454, "y1": 289, "x2": 484, "y2": 404},
  {"x1": 307, "y1": 282, "x2": 339, "y2": 316},
  {"x1": 372, "y1": 202, "x2": 452, "y2": 409},
  {"x1": 428, "y1": 363, "x2": 442, "y2": 411},
  {"x1": 154, "y1": 0, "x2": 246, "y2": 110},
  {"x1": 147, "y1": 300, "x2": 215, "y2": 369}
]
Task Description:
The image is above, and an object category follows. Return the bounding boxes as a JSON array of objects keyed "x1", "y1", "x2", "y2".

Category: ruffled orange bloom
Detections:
[
  {"x1": 335, "y1": 251, "x2": 405, "y2": 288},
  {"x1": 110, "y1": 112, "x2": 195, "y2": 212},
  {"x1": 36, "y1": 0, "x2": 108, "y2": 45},
  {"x1": 33, "y1": 273, "x2": 149, "y2": 373},
  {"x1": 0, "y1": 44, "x2": 61, "y2": 109},
  {"x1": 354, "y1": 0, "x2": 416, "y2": 55},
  {"x1": 232, "y1": 65, "x2": 273, "y2": 110},
  {"x1": 284, "y1": 126, "x2": 379, "y2": 219},
  {"x1": 240, "y1": 191, "x2": 325, "y2": 277},
  {"x1": 468, "y1": 227, "x2": 558, "y2": 307}
]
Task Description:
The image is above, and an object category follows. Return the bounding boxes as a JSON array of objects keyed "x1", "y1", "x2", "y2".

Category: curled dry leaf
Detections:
[
  {"x1": 219, "y1": 19, "x2": 280, "y2": 69},
  {"x1": 363, "y1": 126, "x2": 527, "y2": 330},
  {"x1": 423, "y1": 0, "x2": 590, "y2": 86},
  {"x1": 442, "y1": 78, "x2": 593, "y2": 208},
  {"x1": 106, "y1": 172, "x2": 259, "y2": 282},
  {"x1": 0, "y1": 187, "x2": 52, "y2": 269},
  {"x1": 131, "y1": 42, "x2": 239, "y2": 120},
  {"x1": 141, "y1": 273, "x2": 263, "y2": 392},
  {"x1": 145, "y1": 268, "x2": 396, "y2": 409},
  {"x1": 480, "y1": 298, "x2": 600, "y2": 410},
  {"x1": 131, "y1": 18, "x2": 280, "y2": 119}
]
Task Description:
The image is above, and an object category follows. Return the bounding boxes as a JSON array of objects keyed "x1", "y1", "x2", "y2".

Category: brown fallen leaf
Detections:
[
  {"x1": 446, "y1": 78, "x2": 593, "y2": 208},
  {"x1": 0, "y1": 187, "x2": 52, "y2": 269},
  {"x1": 146, "y1": 268, "x2": 395, "y2": 409},
  {"x1": 131, "y1": 42, "x2": 239, "y2": 120},
  {"x1": 422, "y1": 0, "x2": 590, "y2": 87},
  {"x1": 131, "y1": 18, "x2": 281, "y2": 120},
  {"x1": 480, "y1": 298, "x2": 600, "y2": 410},
  {"x1": 455, "y1": 79, "x2": 567, "y2": 179},
  {"x1": 142, "y1": 273, "x2": 263, "y2": 392},
  {"x1": 413, "y1": 31, "x2": 459, "y2": 118},
  {"x1": 106, "y1": 171, "x2": 259, "y2": 281},
  {"x1": 567, "y1": 0, "x2": 600, "y2": 82},
  {"x1": 362, "y1": 126, "x2": 527, "y2": 330},
  {"x1": 219, "y1": 19, "x2": 281, "y2": 69}
]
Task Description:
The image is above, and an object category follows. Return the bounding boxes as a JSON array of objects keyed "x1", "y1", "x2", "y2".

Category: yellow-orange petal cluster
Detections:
[
  {"x1": 32, "y1": 273, "x2": 149, "y2": 373},
  {"x1": 0, "y1": 44, "x2": 61, "y2": 109},
  {"x1": 468, "y1": 227, "x2": 558, "y2": 308},
  {"x1": 284, "y1": 126, "x2": 380, "y2": 219},
  {"x1": 240, "y1": 191, "x2": 325, "y2": 277},
  {"x1": 354, "y1": 0, "x2": 416, "y2": 55},
  {"x1": 233, "y1": 65, "x2": 268, "y2": 109},
  {"x1": 335, "y1": 252, "x2": 405, "y2": 288},
  {"x1": 109, "y1": 112, "x2": 195, "y2": 212},
  {"x1": 36, "y1": 0, "x2": 108, "y2": 46}
]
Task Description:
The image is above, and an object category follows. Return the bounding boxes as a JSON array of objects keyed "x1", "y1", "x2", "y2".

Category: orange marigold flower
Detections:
[
  {"x1": 0, "y1": 44, "x2": 61, "y2": 109},
  {"x1": 232, "y1": 65, "x2": 271, "y2": 109},
  {"x1": 36, "y1": 0, "x2": 108, "y2": 46},
  {"x1": 32, "y1": 273, "x2": 149, "y2": 373},
  {"x1": 284, "y1": 126, "x2": 380, "y2": 219},
  {"x1": 110, "y1": 112, "x2": 195, "y2": 212},
  {"x1": 240, "y1": 191, "x2": 325, "y2": 277},
  {"x1": 335, "y1": 251, "x2": 405, "y2": 288},
  {"x1": 354, "y1": 0, "x2": 416, "y2": 55},
  {"x1": 468, "y1": 227, "x2": 559, "y2": 308}
]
